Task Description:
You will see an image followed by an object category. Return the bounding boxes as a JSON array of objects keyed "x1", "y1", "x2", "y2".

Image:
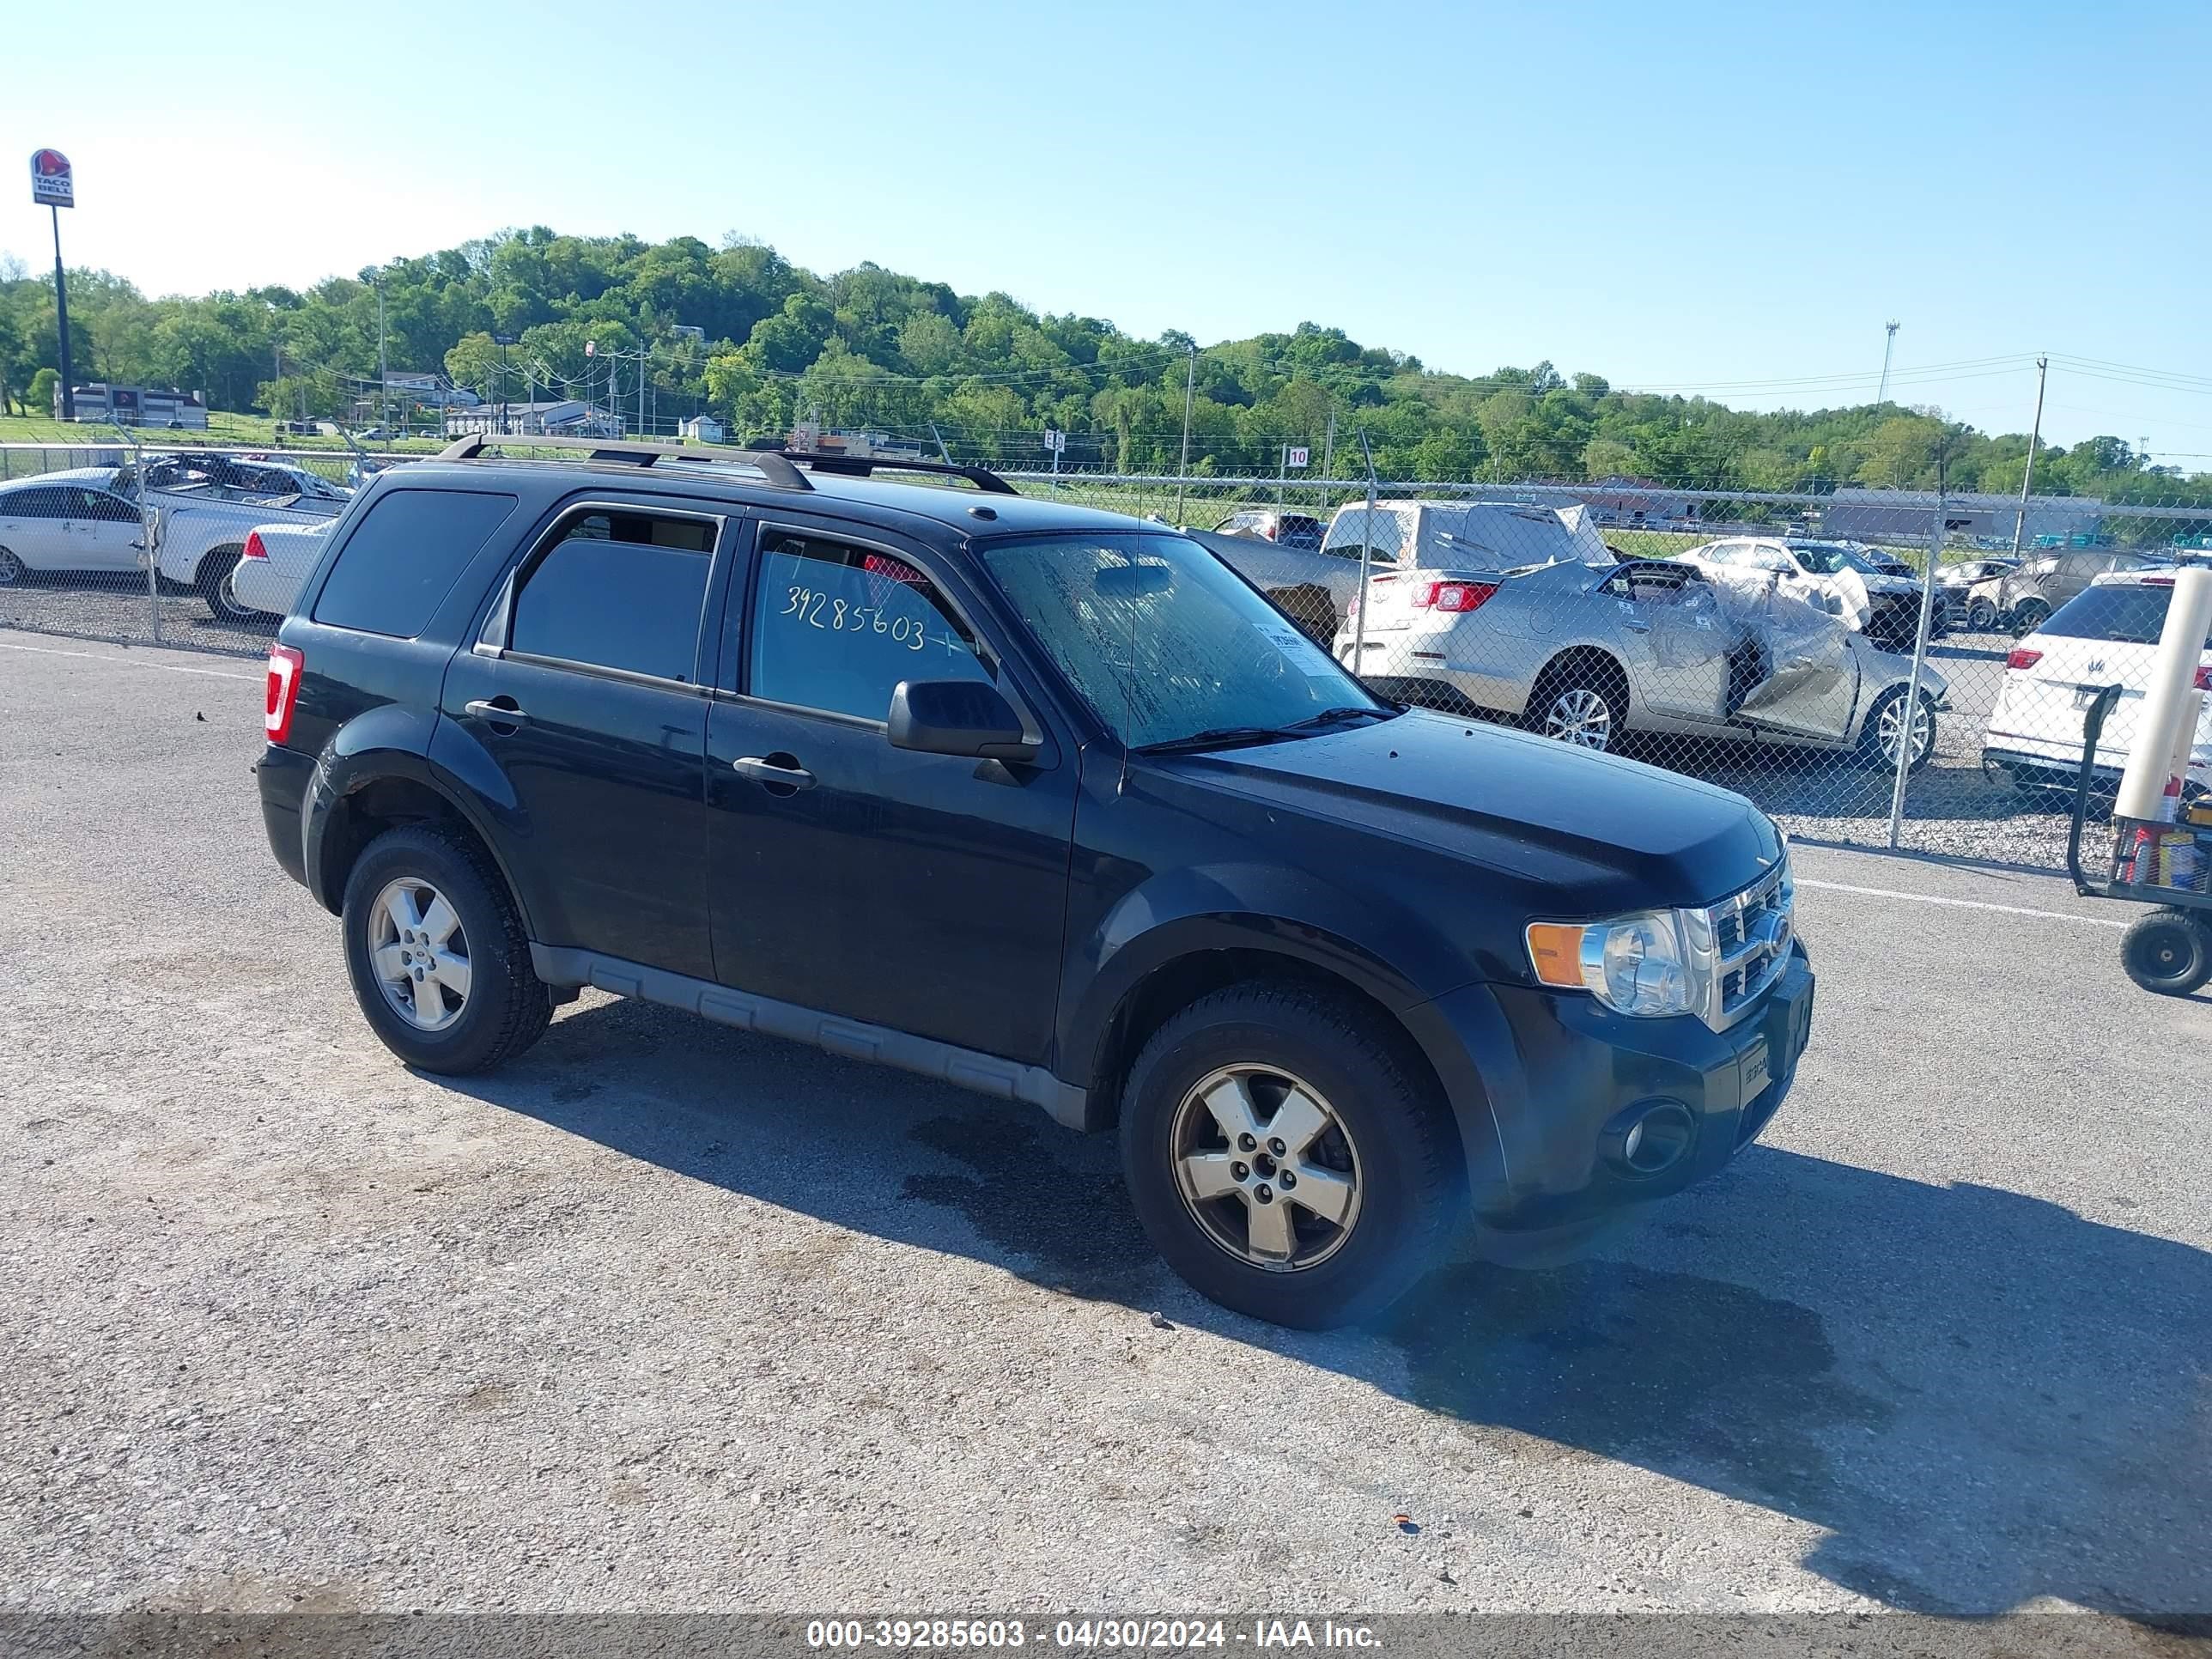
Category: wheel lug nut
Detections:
[
  {"x1": 1231, "y1": 1161, "x2": 1249, "y2": 1182},
  {"x1": 1255, "y1": 1184, "x2": 1273, "y2": 1204},
  {"x1": 1237, "y1": 1133, "x2": 1256, "y2": 1152},
  {"x1": 1268, "y1": 1138, "x2": 1286, "y2": 1157},
  {"x1": 1280, "y1": 1170, "x2": 1297, "y2": 1189}
]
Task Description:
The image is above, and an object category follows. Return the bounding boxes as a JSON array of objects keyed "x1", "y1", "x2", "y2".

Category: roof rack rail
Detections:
[
  {"x1": 752, "y1": 448, "x2": 1018, "y2": 496},
  {"x1": 434, "y1": 431, "x2": 811, "y2": 491}
]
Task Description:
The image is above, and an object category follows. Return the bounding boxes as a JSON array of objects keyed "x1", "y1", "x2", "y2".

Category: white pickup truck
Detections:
[{"x1": 132, "y1": 454, "x2": 349, "y2": 621}]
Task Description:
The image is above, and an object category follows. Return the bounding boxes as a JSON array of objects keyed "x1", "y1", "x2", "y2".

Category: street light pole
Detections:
[{"x1": 374, "y1": 279, "x2": 388, "y2": 439}]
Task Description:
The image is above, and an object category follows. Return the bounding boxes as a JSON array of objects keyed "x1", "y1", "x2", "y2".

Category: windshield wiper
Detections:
[
  {"x1": 1134, "y1": 726, "x2": 1296, "y2": 756},
  {"x1": 1278, "y1": 705, "x2": 1395, "y2": 732}
]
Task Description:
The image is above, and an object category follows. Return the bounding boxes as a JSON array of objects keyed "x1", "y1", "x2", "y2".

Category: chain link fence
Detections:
[
  {"x1": 5, "y1": 441, "x2": 2207, "y2": 869},
  {"x1": 0, "y1": 439, "x2": 355, "y2": 656},
  {"x1": 1001, "y1": 470, "x2": 2212, "y2": 869}
]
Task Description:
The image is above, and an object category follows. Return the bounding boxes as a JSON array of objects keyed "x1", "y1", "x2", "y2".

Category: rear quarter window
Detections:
[{"x1": 313, "y1": 489, "x2": 520, "y2": 638}]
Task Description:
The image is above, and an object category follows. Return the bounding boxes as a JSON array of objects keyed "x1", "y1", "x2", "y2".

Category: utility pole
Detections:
[
  {"x1": 374, "y1": 278, "x2": 388, "y2": 437},
  {"x1": 2010, "y1": 355, "x2": 2048, "y2": 556},
  {"x1": 1876, "y1": 320, "x2": 1899, "y2": 407},
  {"x1": 1175, "y1": 343, "x2": 1196, "y2": 526},
  {"x1": 1322, "y1": 406, "x2": 1336, "y2": 482}
]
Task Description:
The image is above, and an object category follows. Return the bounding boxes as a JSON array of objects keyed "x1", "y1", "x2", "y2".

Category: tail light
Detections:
[
  {"x1": 265, "y1": 644, "x2": 304, "y2": 743},
  {"x1": 2197, "y1": 665, "x2": 2212, "y2": 691},
  {"x1": 2004, "y1": 647, "x2": 2041, "y2": 672},
  {"x1": 241, "y1": 530, "x2": 269, "y2": 562},
  {"x1": 1416, "y1": 580, "x2": 1498, "y2": 614}
]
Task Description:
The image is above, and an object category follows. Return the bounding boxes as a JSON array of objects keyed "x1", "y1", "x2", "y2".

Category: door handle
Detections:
[
  {"x1": 732, "y1": 756, "x2": 817, "y2": 790},
  {"x1": 465, "y1": 698, "x2": 531, "y2": 723},
  {"x1": 1623, "y1": 619, "x2": 1652, "y2": 633}
]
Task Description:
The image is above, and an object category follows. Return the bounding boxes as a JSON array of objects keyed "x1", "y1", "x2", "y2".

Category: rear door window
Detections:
[
  {"x1": 507, "y1": 506, "x2": 719, "y2": 683},
  {"x1": 313, "y1": 488, "x2": 520, "y2": 639}
]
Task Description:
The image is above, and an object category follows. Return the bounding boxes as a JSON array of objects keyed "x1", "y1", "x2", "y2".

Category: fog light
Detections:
[{"x1": 1601, "y1": 1100, "x2": 1696, "y2": 1176}]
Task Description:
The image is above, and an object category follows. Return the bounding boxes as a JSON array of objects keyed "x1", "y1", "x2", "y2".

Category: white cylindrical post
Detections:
[{"x1": 2114, "y1": 566, "x2": 2212, "y2": 821}]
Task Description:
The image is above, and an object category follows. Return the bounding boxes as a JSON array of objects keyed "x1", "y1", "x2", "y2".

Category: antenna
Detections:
[{"x1": 1876, "y1": 320, "x2": 1900, "y2": 406}]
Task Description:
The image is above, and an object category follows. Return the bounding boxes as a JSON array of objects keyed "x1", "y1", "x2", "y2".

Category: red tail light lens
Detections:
[
  {"x1": 2004, "y1": 647, "x2": 2042, "y2": 672},
  {"x1": 1417, "y1": 580, "x2": 1498, "y2": 614},
  {"x1": 265, "y1": 644, "x2": 304, "y2": 743},
  {"x1": 2197, "y1": 665, "x2": 2212, "y2": 691},
  {"x1": 241, "y1": 530, "x2": 269, "y2": 562}
]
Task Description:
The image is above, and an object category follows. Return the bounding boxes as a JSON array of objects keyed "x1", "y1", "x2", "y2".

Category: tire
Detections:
[
  {"x1": 1527, "y1": 655, "x2": 1628, "y2": 753},
  {"x1": 1966, "y1": 598, "x2": 1997, "y2": 633},
  {"x1": 1119, "y1": 982, "x2": 1462, "y2": 1328},
  {"x1": 339, "y1": 823, "x2": 551, "y2": 1074},
  {"x1": 2010, "y1": 599, "x2": 2050, "y2": 636},
  {"x1": 1859, "y1": 685, "x2": 1938, "y2": 773},
  {"x1": 2120, "y1": 908, "x2": 2212, "y2": 998},
  {"x1": 197, "y1": 545, "x2": 262, "y2": 623},
  {"x1": 0, "y1": 547, "x2": 23, "y2": 586}
]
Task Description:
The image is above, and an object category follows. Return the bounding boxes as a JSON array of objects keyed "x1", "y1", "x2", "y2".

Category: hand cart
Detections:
[{"x1": 2065, "y1": 681, "x2": 2212, "y2": 995}]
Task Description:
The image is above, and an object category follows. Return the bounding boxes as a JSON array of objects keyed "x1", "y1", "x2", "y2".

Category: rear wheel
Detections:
[
  {"x1": 1120, "y1": 983, "x2": 1461, "y2": 1328},
  {"x1": 340, "y1": 824, "x2": 551, "y2": 1073},
  {"x1": 1965, "y1": 597, "x2": 1998, "y2": 632},
  {"x1": 1528, "y1": 655, "x2": 1628, "y2": 753},
  {"x1": 2120, "y1": 909, "x2": 2211, "y2": 997},
  {"x1": 197, "y1": 546, "x2": 261, "y2": 623},
  {"x1": 0, "y1": 547, "x2": 25, "y2": 586},
  {"x1": 2010, "y1": 598, "x2": 2051, "y2": 635}
]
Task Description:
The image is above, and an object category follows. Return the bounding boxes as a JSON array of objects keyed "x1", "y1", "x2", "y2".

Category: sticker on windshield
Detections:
[{"x1": 1255, "y1": 618, "x2": 1340, "y2": 678}]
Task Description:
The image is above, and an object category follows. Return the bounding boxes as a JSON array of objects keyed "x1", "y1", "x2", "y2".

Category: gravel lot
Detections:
[{"x1": 2, "y1": 635, "x2": 2205, "y2": 1639}]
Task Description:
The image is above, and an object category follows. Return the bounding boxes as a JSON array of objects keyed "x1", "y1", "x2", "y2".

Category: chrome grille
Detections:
[{"x1": 1685, "y1": 854, "x2": 1794, "y2": 1032}]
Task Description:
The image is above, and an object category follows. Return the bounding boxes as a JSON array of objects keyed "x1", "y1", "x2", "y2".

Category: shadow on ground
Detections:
[{"x1": 447, "y1": 996, "x2": 2211, "y2": 1620}]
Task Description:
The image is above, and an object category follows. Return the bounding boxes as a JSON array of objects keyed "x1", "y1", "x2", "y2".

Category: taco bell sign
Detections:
[{"x1": 32, "y1": 149, "x2": 74, "y2": 209}]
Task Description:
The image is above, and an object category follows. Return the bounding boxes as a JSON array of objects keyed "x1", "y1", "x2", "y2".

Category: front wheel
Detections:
[
  {"x1": 2120, "y1": 908, "x2": 2212, "y2": 997},
  {"x1": 0, "y1": 547, "x2": 25, "y2": 586},
  {"x1": 2010, "y1": 599, "x2": 2051, "y2": 636},
  {"x1": 1860, "y1": 685, "x2": 1938, "y2": 773},
  {"x1": 1965, "y1": 597, "x2": 1998, "y2": 633},
  {"x1": 1119, "y1": 983, "x2": 1462, "y2": 1328}
]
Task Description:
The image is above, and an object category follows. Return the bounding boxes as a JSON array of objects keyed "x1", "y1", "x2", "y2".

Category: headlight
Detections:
[{"x1": 1526, "y1": 910, "x2": 1707, "y2": 1018}]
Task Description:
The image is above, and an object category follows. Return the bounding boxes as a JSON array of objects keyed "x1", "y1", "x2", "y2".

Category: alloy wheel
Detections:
[
  {"x1": 1542, "y1": 685, "x2": 1614, "y2": 750},
  {"x1": 1170, "y1": 1065, "x2": 1362, "y2": 1272},
  {"x1": 0, "y1": 548, "x2": 23, "y2": 586},
  {"x1": 1879, "y1": 692, "x2": 1934, "y2": 769},
  {"x1": 368, "y1": 878, "x2": 471, "y2": 1032}
]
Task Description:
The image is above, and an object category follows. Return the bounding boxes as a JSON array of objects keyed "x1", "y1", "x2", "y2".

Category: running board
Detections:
[{"x1": 529, "y1": 945, "x2": 1095, "y2": 1132}]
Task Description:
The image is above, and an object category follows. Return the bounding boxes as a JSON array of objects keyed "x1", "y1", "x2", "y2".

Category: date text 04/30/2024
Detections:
[{"x1": 804, "y1": 1619, "x2": 1383, "y2": 1650}]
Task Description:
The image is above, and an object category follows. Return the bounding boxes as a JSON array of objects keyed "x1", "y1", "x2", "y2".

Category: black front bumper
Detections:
[{"x1": 1426, "y1": 944, "x2": 1814, "y2": 1231}]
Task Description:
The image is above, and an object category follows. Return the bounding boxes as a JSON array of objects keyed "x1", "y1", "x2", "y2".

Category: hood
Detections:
[{"x1": 1169, "y1": 710, "x2": 1778, "y2": 912}]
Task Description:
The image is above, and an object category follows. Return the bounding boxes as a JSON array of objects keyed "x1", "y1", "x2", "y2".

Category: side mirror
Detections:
[{"x1": 887, "y1": 679, "x2": 1037, "y2": 762}]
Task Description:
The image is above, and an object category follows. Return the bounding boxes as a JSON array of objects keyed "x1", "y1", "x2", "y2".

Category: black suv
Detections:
[{"x1": 257, "y1": 437, "x2": 1814, "y2": 1328}]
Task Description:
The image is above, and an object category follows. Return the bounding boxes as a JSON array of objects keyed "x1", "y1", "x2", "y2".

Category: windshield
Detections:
[
  {"x1": 979, "y1": 532, "x2": 1387, "y2": 750},
  {"x1": 1792, "y1": 544, "x2": 1872, "y2": 575}
]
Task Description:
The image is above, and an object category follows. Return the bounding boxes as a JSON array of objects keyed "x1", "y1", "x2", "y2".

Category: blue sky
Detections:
[{"x1": 8, "y1": 0, "x2": 2209, "y2": 457}]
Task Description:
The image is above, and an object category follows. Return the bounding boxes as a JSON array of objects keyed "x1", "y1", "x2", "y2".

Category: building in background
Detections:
[
  {"x1": 678, "y1": 414, "x2": 725, "y2": 444},
  {"x1": 441, "y1": 399, "x2": 619, "y2": 439},
  {"x1": 60, "y1": 384, "x2": 209, "y2": 428},
  {"x1": 1820, "y1": 489, "x2": 2106, "y2": 546}
]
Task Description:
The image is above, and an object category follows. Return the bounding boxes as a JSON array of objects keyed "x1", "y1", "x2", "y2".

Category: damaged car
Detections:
[
  {"x1": 1675, "y1": 536, "x2": 1942, "y2": 653},
  {"x1": 1334, "y1": 552, "x2": 1945, "y2": 772}
]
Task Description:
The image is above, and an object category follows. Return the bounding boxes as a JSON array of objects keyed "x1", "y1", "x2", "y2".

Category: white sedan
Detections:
[
  {"x1": 0, "y1": 476, "x2": 149, "y2": 585},
  {"x1": 225, "y1": 520, "x2": 333, "y2": 619}
]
